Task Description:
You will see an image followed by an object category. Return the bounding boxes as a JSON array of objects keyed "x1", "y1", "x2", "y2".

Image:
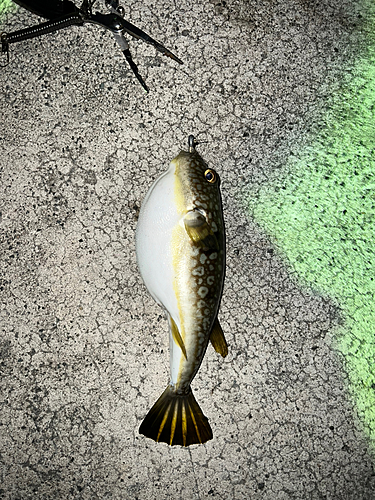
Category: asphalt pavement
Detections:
[{"x1": 0, "y1": 0, "x2": 374, "y2": 498}]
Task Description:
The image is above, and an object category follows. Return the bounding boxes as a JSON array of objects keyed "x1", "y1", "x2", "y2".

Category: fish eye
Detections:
[{"x1": 204, "y1": 169, "x2": 217, "y2": 183}]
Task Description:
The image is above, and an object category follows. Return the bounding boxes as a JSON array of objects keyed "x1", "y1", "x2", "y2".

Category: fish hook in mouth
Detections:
[
  {"x1": 188, "y1": 135, "x2": 210, "y2": 153},
  {"x1": 188, "y1": 135, "x2": 197, "y2": 152}
]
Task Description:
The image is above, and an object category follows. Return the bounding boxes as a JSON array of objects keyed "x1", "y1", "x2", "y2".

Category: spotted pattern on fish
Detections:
[{"x1": 170, "y1": 151, "x2": 225, "y2": 392}]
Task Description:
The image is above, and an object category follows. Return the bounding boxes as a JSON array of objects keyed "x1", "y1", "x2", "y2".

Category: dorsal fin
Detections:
[
  {"x1": 169, "y1": 316, "x2": 187, "y2": 360},
  {"x1": 210, "y1": 318, "x2": 228, "y2": 357}
]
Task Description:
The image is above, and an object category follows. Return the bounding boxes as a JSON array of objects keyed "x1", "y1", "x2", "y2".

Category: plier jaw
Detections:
[
  {"x1": 89, "y1": 9, "x2": 183, "y2": 92},
  {"x1": 1, "y1": 0, "x2": 183, "y2": 90}
]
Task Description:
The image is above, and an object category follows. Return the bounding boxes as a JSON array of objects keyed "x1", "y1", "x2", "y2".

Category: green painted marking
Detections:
[
  {"x1": 248, "y1": 9, "x2": 375, "y2": 443},
  {"x1": 0, "y1": 0, "x2": 15, "y2": 18}
]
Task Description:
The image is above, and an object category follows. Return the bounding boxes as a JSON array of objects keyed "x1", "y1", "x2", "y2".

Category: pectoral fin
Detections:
[
  {"x1": 169, "y1": 316, "x2": 187, "y2": 360},
  {"x1": 184, "y1": 211, "x2": 218, "y2": 251},
  {"x1": 210, "y1": 318, "x2": 228, "y2": 357}
]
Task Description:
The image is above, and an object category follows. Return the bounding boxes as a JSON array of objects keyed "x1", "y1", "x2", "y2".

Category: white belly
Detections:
[{"x1": 135, "y1": 164, "x2": 180, "y2": 330}]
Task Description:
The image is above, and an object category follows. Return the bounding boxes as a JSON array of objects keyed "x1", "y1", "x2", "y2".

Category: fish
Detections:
[{"x1": 135, "y1": 135, "x2": 227, "y2": 446}]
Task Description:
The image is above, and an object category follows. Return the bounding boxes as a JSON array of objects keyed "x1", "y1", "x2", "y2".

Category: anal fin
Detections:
[
  {"x1": 169, "y1": 316, "x2": 187, "y2": 360},
  {"x1": 210, "y1": 318, "x2": 228, "y2": 357}
]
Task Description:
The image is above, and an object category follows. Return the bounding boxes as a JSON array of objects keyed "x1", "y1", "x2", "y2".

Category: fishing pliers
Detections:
[{"x1": 1, "y1": 0, "x2": 183, "y2": 91}]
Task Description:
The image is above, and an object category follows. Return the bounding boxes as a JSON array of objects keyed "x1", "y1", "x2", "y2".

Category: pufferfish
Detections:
[{"x1": 135, "y1": 136, "x2": 227, "y2": 446}]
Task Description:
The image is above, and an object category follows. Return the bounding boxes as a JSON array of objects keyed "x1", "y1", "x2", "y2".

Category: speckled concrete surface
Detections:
[{"x1": 0, "y1": 0, "x2": 374, "y2": 499}]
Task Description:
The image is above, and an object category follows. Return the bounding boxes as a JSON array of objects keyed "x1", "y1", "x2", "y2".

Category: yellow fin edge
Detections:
[
  {"x1": 170, "y1": 316, "x2": 187, "y2": 360},
  {"x1": 139, "y1": 387, "x2": 213, "y2": 446}
]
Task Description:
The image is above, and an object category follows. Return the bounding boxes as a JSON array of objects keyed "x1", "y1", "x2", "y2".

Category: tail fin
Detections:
[{"x1": 139, "y1": 386, "x2": 213, "y2": 446}]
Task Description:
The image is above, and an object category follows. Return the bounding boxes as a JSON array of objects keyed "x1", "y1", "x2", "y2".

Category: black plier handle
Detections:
[{"x1": 1, "y1": 0, "x2": 183, "y2": 91}]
